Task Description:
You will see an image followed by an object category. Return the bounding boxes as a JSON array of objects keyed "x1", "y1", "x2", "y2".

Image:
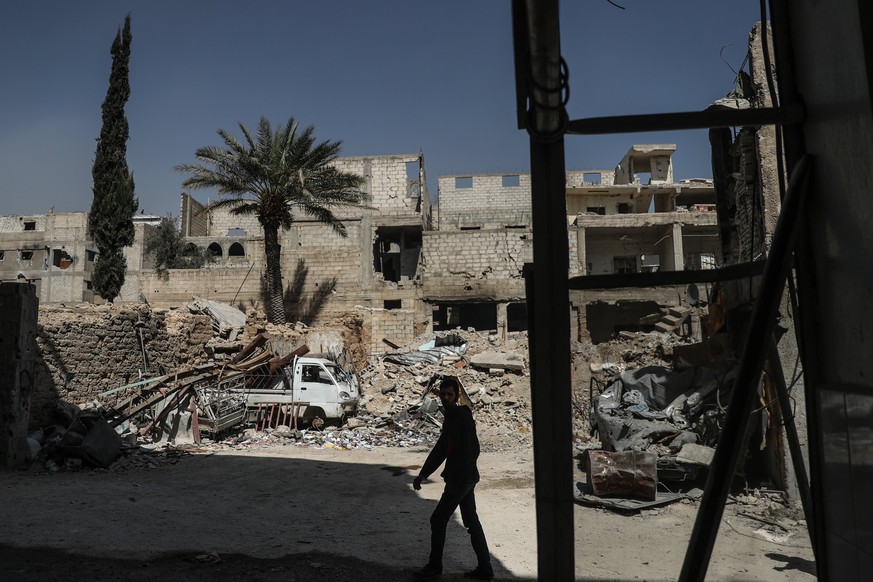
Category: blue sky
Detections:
[{"x1": 1, "y1": 1, "x2": 762, "y2": 217}]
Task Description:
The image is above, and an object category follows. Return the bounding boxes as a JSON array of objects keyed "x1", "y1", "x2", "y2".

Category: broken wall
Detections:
[
  {"x1": 32, "y1": 305, "x2": 214, "y2": 426},
  {"x1": 334, "y1": 154, "x2": 424, "y2": 217},
  {"x1": 420, "y1": 229, "x2": 530, "y2": 300}
]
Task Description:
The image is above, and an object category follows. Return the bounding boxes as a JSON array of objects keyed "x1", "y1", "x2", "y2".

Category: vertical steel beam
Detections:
[{"x1": 520, "y1": 0, "x2": 575, "y2": 579}]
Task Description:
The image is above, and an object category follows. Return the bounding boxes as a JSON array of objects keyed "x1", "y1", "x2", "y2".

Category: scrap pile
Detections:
[
  {"x1": 22, "y1": 333, "x2": 302, "y2": 473},
  {"x1": 95, "y1": 333, "x2": 306, "y2": 448},
  {"x1": 577, "y1": 334, "x2": 739, "y2": 510}
]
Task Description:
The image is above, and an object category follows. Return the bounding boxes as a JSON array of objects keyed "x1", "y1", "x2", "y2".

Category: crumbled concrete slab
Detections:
[{"x1": 470, "y1": 351, "x2": 525, "y2": 371}]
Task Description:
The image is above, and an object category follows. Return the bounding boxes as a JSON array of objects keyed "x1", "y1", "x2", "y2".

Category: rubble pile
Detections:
[{"x1": 355, "y1": 329, "x2": 533, "y2": 451}]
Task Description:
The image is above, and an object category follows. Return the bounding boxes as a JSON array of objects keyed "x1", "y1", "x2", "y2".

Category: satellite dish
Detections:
[{"x1": 687, "y1": 283, "x2": 700, "y2": 306}]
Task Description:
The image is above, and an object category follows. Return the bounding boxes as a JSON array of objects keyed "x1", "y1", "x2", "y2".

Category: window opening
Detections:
[
  {"x1": 86, "y1": 250, "x2": 97, "y2": 262},
  {"x1": 207, "y1": 242, "x2": 223, "y2": 257},
  {"x1": 228, "y1": 242, "x2": 245, "y2": 257},
  {"x1": 586, "y1": 207, "x2": 606, "y2": 215},
  {"x1": 455, "y1": 176, "x2": 473, "y2": 189},
  {"x1": 433, "y1": 302, "x2": 498, "y2": 332},
  {"x1": 617, "y1": 202, "x2": 632, "y2": 214},
  {"x1": 383, "y1": 300, "x2": 402, "y2": 310},
  {"x1": 227, "y1": 228, "x2": 247, "y2": 237},
  {"x1": 373, "y1": 226, "x2": 422, "y2": 282},
  {"x1": 502, "y1": 175, "x2": 520, "y2": 187},
  {"x1": 23, "y1": 221, "x2": 36, "y2": 231},
  {"x1": 52, "y1": 249, "x2": 73, "y2": 269},
  {"x1": 20, "y1": 250, "x2": 33, "y2": 261},
  {"x1": 583, "y1": 172, "x2": 602, "y2": 185},
  {"x1": 406, "y1": 161, "x2": 421, "y2": 197},
  {"x1": 613, "y1": 255, "x2": 637, "y2": 274}
]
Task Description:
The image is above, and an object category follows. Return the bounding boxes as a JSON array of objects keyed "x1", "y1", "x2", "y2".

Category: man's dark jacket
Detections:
[{"x1": 419, "y1": 404, "x2": 480, "y2": 484}]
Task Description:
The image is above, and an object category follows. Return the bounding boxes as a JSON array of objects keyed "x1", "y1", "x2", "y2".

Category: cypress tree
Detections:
[{"x1": 89, "y1": 14, "x2": 137, "y2": 302}]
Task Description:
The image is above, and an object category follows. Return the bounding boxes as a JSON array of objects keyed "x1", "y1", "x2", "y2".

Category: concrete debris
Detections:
[
  {"x1": 187, "y1": 296, "x2": 246, "y2": 340},
  {"x1": 469, "y1": 351, "x2": 525, "y2": 371}
]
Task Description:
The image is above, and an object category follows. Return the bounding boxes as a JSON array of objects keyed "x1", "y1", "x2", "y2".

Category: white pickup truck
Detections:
[{"x1": 234, "y1": 356, "x2": 360, "y2": 425}]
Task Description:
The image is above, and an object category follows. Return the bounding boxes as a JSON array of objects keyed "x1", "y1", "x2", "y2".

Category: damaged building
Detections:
[
  {"x1": 0, "y1": 145, "x2": 718, "y2": 352},
  {"x1": 427, "y1": 144, "x2": 720, "y2": 343}
]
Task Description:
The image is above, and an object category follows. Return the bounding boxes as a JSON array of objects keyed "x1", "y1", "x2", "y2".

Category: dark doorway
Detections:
[
  {"x1": 586, "y1": 300, "x2": 661, "y2": 344},
  {"x1": 507, "y1": 303, "x2": 528, "y2": 332}
]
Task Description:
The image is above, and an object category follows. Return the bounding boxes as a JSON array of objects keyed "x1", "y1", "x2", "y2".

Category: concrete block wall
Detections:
[
  {"x1": 32, "y1": 305, "x2": 214, "y2": 426},
  {"x1": 181, "y1": 193, "x2": 209, "y2": 237},
  {"x1": 207, "y1": 207, "x2": 263, "y2": 238},
  {"x1": 438, "y1": 174, "x2": 531, "y2": 230},
  {"x1": 566, "y1": 169, "x2": 616, "y2": 187},
  {"x1": 0, "y1": 215, "x2": 46, "y2": 232},
  {"x1": 363, "y1": 307, "x2": 416, "y2": 355},
  {"x1": 420, "y1": 229, "x2": 530, "y2": 300},
  {"x1": 43, "y1": 213, "x2": 89, "y2": 242},
  {"x1": 334, "y1": 154, "x2": 422, "y2": 216}
]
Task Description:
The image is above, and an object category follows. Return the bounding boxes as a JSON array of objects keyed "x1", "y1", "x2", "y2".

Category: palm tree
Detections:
[{"x1": 177, "y1": 117, "x2": 367, "y2": 324}]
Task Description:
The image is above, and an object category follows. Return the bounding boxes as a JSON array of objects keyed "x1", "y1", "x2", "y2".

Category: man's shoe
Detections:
[
  {"x1": 463, "y1": 567, "x2": 494, "y2": 581},
  {"x1": 413, "y1": 563, "x2": 442, "y2": 580}
]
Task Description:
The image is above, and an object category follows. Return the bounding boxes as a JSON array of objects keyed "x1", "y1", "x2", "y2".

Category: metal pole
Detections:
[{"x1": 520, "y1": 0, "x2": 575, "y2": 578}]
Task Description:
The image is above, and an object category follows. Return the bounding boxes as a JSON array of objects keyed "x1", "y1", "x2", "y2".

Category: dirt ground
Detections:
[{"x1": 0, "y1": 441, "x2": 816, "y2": 582}]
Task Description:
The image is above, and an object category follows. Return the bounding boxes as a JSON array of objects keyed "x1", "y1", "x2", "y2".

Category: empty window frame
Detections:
[
  {"x1": 207, "y1": 242, "x2": 223, "y2": 257},
  {"x1": 613, "y1": 255, "x2": 637, "y2": 274},
  {"x1": 373, "y1": 226, "x2": 422, "y2": 282},
  {"x1": 86, "y1": 250, "x2": 97, "y2": 262},
  {"x1": 228, "y1": 242, "x2": 245, "y2": 257},
  {"x1": 23, "y1": 221, "x2": 36, "y2": 231},
  {"x1": 20, "y1": 250, "x2": 33, "y2": 261},
  {"x1": 586, "y1": 207, "x2": 606, "y2": 215},
  {"x1": 383, "y1": 299, "x2": 402, "y2": 310},
  {"x1": 583, "y1": 172, "x2": 602, "y2": 185},
  {"x1": 433, "y1": 302, "x2": 498, "y2": 332},
  {"x1": 502, "y1": 175, "x2": 520, "y2": 187},
  {"x1": 455, "y1": 176, "x2": 473, "y2": 189}
]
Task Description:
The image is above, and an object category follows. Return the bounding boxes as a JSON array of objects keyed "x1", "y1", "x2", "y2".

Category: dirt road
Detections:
[{"x1": 0, "y1": 443, "x2": 815, "y2": 581}]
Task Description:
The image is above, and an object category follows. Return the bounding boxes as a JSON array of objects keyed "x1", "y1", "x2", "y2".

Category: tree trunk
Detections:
[{"x1": 263, "y1": 224, "x2": 285, "y2": 324}]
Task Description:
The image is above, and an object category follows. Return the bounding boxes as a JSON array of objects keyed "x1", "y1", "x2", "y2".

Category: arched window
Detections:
[
  {"x1": 207, "y1": 242, "x2": 223, "y2": 257},
  {"x1": 228, "y1": 242, "x2": 245, "y2": 257}
]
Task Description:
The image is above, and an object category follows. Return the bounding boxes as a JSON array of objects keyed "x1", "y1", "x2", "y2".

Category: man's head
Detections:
[{"x1": 438, "y1": 377, "x2": 460, "y2": 408}]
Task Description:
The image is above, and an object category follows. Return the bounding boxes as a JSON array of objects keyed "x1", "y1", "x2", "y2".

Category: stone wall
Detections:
[{"x1": 31, "y1": 305, "x2": 214, "y2": 426}]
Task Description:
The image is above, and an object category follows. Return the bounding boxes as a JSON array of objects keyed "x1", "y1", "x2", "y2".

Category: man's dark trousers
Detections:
[{"x1": 428, "y1": 480, "x2": 491, "y2": 571}]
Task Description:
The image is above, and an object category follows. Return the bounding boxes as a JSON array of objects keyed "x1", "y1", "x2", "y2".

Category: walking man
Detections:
[{"x1": 413, "y1": 376, "x2": 493, "y2": 581}]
